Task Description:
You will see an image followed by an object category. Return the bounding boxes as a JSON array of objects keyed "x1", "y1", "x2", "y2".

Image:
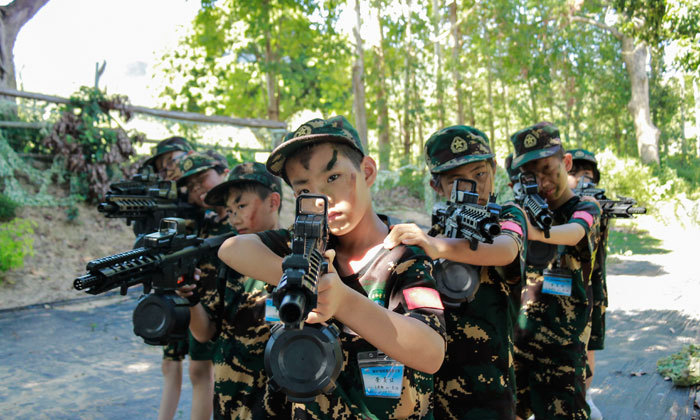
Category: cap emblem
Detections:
[
  {"x1": 524, "y1": 134, "x2": 537, "y2": 148},
  {"x1": 450, "y1": 136, "x2": 468, "y2": 153}
]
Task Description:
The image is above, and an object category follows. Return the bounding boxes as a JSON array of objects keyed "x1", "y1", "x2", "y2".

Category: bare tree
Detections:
[{"x1": 0, "y1": 0, "x2": 50, "y2": 90}]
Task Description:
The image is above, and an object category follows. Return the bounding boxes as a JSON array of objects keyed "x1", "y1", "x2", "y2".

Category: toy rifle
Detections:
[
  {"x1": 74, "y1": 218, "x2": 235, "y2": 345},
  {"x1": 265, "y1": 194, "x2": 342, "y2": 402},
  {"x1": 97, "y1": 167, "x2": 201, "y2": 236},
  {"x1": 574, "y1": 177, "x2": 647, "y2": 218},
  {"x1": 429, "y1": 178, "x2": 502, "y2": 250},
  {"x1": 514, "y1": 172, "x2": 553, "y2": 238},
  {"x1": 272, "y1": 194, "x2": 329, "y2": 329}
]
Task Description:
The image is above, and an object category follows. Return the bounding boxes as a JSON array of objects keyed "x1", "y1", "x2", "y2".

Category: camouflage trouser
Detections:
[
  {"x1": 435, "y1": 382, "x2": 515, "y2": 420},
  {"x1": 162, "y1": 330, "x2": 215, "y2": 362},
  {"x1": 514, "y1": 349, "x2": 589, "y2": 420},
  {"x1": 588, "y1": 270, "x2": 607, "y2": 351}
]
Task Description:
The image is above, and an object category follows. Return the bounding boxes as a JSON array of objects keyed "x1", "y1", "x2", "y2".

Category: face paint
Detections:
[{"x1": 326, "y1": 149, "x2": 338, "y2": 171}]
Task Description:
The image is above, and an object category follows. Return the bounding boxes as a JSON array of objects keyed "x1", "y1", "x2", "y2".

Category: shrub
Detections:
[
  {"x1": 0, "y1": 194, "x2": 19, "y2": 222},
  {"x1": 373, "y1": 164, "x2": 428, "y2": 201},
  {"x1": 0, "y1": 218, "x2": 36, "y2": 279},
  {"x1": 596, "y1": 149, "x2": 700, "y2": 226}
]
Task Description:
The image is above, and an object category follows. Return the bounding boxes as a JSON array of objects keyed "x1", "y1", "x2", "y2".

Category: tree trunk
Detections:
[
  {"x1": 486, "y1": 61, "x2": 495, "y2": 150},
  {"x1": 621, "y1": 37, "x2": 660, "y2": 164},
  {"x1": 432, "y1": 0, "x2": 444, "y2": 127},
  {"x1": 264, "y1": 29, "x2": 279, "y2": 121},
  {"x1": 695, "y1": 77, "x2": 700, "y2": 158},
  {"x1": 352, "y1": 0, "x2": 368, "y2": 150},
  {"x1": 449, "y1": 1, "x2": 464, "y2": 125},
  {"x1": 0, "y1": 0, "x2": 50, "y2": 90},
  {"x1": 374, "y1": 7, "x2": 391, "y2": 169},
  {"x1": 402, "y1": 0, "x2": 412, "y2": 161}
]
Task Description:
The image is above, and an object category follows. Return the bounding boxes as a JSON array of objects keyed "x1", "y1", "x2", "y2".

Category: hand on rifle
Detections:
[
  {"x1": 579, "y1": 194, "x2": 602, "y2": 211},
  {"x1": 175, "y1": 267, "x2": 202, "y2": 306},
  {"x1": 383, "y1": 223, "x2": 440, "y2": 260},
  {"x1": 306, "y1": 250, "x2": 349, "y2": 325}
]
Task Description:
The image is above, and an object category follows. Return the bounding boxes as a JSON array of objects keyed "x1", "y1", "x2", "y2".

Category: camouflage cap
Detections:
[
  {"x1": 177, "y1": 151, "x2": 228, "y2": 186},
  {"x1": 424, "y1": 125, "x2": 493, "y2": 174},
  {"x1": 510, "y1": 122, "x2": 562, "y2": 169},
  {"x1": 266, "y1": 116, "x2": 364, "y2": 180},
  {"x1": 142, "y1": 136, "x2": 194, "y2": 169},
  {"x1": 204, "y1": 162, "x2": 283, "y2": 207},
  {"x1": 568, "y1": 148, "x2": 600, "y2": 183},
  {"x1": 504, "y1": 152, "x2": 519, "y2": 182}
]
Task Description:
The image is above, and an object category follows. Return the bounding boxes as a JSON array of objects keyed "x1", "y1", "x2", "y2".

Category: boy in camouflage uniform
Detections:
[
  {"x1": 159, "y1": 151, "x2": 233, "y2": 420},
  {"x1": 384, "y1": 126, "x2": 529, "y2": 420},
  {"x1": 567, "y1": 148, "x2": 607, "y2": 420},
  {"x1": 218, "y1": 116, "x2": 447, "y2": 419},
  {"x1": 509, "y1": 123, "x2": 601, "y2": 420},
  {"x1": 142, "y1": 136, "x2": 194, "y2": 180},
  {"x1": 177, "y1": 162, "x2": 291, "y2": 419}
]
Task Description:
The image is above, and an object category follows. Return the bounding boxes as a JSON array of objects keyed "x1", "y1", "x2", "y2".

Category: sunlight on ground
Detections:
[{"x1": 124, "y1": 362, "x2": 152, "y2": 373}]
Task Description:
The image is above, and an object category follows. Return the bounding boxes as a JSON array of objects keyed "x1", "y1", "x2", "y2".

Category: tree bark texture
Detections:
[
  {"x1": 0, "y1": 0, "x2": 50, "y2": 90},
  {"x1": 621, "y1": 37, "x2": 660, "y2": 164},
  {"x1": 449, "y1": 1, "x2": 463, "y2": 125},
  {"x1": 352, "y1": 0, "x2": 368, "y2": 150}
]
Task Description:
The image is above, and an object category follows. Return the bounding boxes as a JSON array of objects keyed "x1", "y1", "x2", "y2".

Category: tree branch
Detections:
[
  {"x1": 570, "y1": 15, "x2": 623, "y2": 41},
  {"x1": 2, "y1": 0, "x2": 50, "y2": 37}
]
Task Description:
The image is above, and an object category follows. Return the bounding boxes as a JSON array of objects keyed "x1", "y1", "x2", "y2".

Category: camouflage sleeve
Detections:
[
  {"x1": 499, "y1": 203, "x2": 529, "y2": 281},
  {"x1": 201, "y1": 268, "x2": 243, "y2": 320},
  {"x1": 255, "y1": 228, "x2": 293, "y2": 258},
  {"x1": 387, "y1": 245, "x2": 446, "y2": 342},
  {"x1": 569, "y1": 199, "x2": 602, "y2": 256}
]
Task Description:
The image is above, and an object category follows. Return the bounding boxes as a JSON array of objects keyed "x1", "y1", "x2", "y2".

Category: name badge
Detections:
[
  {"x1": 265, "y1": 298, "x2": 280, "y2": 323},
  {"x1": 357, "y1": 351, "x2": 404, "y2": 398},
  {"x1": 542, "y1": 268, "x2": 573, "y2": 296}
]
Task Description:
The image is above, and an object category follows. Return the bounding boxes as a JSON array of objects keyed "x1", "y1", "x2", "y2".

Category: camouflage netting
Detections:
[{"x1": 657, "y1": 344, "x2": 700, "y2": 387}]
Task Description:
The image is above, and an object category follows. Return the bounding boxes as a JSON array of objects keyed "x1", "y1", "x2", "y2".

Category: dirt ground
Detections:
[{"x1": 1, "y1": 202, "x2": 137, "y2": 310}]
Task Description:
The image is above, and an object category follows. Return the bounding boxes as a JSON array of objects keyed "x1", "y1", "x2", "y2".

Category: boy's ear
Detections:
[
  {"x1": 361, "y1": 156, "x2": 378, "y2": 187},
  {"x1": 268, "y1": 192, "x2": 281, "y2": 213},
  {"x1": 563, "y1": 152, "x2": 573, "y2": 172},
  {"x1": 429, "y1": 177, "x2": 443, "y2": 195}
]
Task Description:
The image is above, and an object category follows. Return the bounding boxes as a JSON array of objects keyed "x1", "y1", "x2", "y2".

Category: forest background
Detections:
[{"x1": 0, "y1": 0, "x2": 699, "y2": 292}]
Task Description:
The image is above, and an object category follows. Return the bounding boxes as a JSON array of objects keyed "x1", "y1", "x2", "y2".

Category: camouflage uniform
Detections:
[
  {"x1": 568, "y1": 149, "x2": 607, "y2": 352},
  {"x1": 265, "y1": 117, "x2": 446, "y2": 419},
  {"x1": 258, "y1": 226, "x2": 446, "y2": 420},
  {"x1": 425, "y1": 126, "x2": 528, "y2": 420},
  {"x1": 196, "y1": 162, "x2": 289, "y2": 419},
  {"x1": 202, "y1": 268, "x2": 290, "y2": 418},
  {"x1": 164, "y1": 151, "x2": 232, "y2": 362},
  {"x1": 510, "y1": 124, "x2": 601, "y2": 420}
]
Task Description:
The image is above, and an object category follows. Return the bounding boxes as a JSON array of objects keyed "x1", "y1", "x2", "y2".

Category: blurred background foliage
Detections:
[{"x1": 1, "y1": 0, "x2": 699, "y2": 228}]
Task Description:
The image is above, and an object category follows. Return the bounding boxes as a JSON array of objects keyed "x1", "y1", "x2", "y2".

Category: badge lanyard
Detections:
[{"x1": 357, "y1": 351, "x2": 404, "y2": 398}]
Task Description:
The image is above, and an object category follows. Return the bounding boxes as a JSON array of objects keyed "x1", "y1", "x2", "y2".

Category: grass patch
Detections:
[{"x1": 607, "y1": 226, "x2": 670, "y2": 256}]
